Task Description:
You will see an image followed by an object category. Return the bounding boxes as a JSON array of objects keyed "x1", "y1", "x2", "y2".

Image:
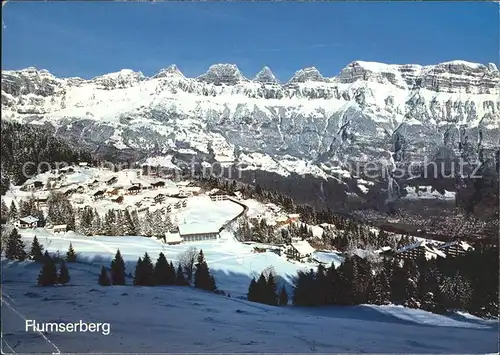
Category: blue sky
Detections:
[{"x1": 2, "y1": 1, "x2": 498, "y2": 81}]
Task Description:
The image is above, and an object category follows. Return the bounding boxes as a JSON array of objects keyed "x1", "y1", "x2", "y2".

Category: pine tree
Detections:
[
  {"x1": 66, "y1": 242, "x2": 77, "y2": 262},
  {"x1": 29, "y1": 236, "x2": 44, "y2": 261},
  {"x1": 167, "y1": 261, "x2": 177, "y2": 285},
  {"x1": 279, "y1": 286, "x2": 288, "y2": 306},
  {"x1": 58, "y1": 260, "x2": 70, "y2": 285},
  {"x1": 247, "y1": 277, "x2": 258, "y2": 302},
  {"x1": 8, "y1": 201, "x2": 18, "y2": 222},
  {"x1": 122, "y1": 209, "x2": 136, "y2": 236},
  {"x1": 141, "y1": 252, "x2": 154, "y2": 286},
  {"x1": 176, "y1": 264, "x2": 188, "y2": 285},
  {"x1": 110, "y1": 249, "x2": 126, "y2": 285},
  {"x1": 256, "y1": 273, "x2": 268, "y2": 304},
  {"x1": 91, "y1": 210, "x2": 102, "y2": 235},
  {"x1": 194, "y1": 250, "x2": 216, "y2": 291},
  {"x1": 5, "y1": 228, "x2": 27, "y2": 260},
  {"x1": 133, "y1": 257, "x2": 144, "y2": 285},
  {"x1": 37, "y1": 256, "x2": 58, "y2": 286},
  {"x1": 98, "y1": 266, "x2": 111, "y2": 286},
  {"x1": 265, "y1": 273, "x2": 278, "y2": 305},
  {"x1": 1, "y1": 199, "x2": 9, "y2": 224},
  {"x1": 153, "y1": 252, "x2": 169, "y2": 285}
]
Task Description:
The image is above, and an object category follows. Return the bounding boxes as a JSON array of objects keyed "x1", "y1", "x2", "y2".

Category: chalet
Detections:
[
  {"x1": 286, "y1": 240, "x2": 315, "y2": 261},
  {"x1": 106, "y1": 177, "x2": 118, "y2": 185},
  {"x1": 138, "y1": 206, "x2": 149, "y2": 213},
  {"x1": 288, "y1": 213, "x2": 301, "y2": 222},
  {"x1": 52, "y1": 224, "x2": 67, "y2": 233},
  {"x1": 234, "y1": 191, "x2": 243, "y2": 200},
  {"x1": 164, "y1": 231, "x2": 183, "y2": 245},
  {"x1": 176, "y1": 181, "x2": 191, "y2": 188},
  {"x1": 60, "y1": 167, "x2": 75, "y2": 174},
  {"x1": 151, "y1": 181, "x2": 166, "y2": 189},
  {"x1": 23, "y1": 180, "x2": 44, "y2": 191},
  {"x1": 178, "y1": 223, "x2": 220, "y2": 242},
  {"x1": 15, "y1": 216, "x2": 39, "y2": 229},
  {"x1": 209, "y1": 190, "x2": 227, "y2": 202},
  {"x1": 395, "y1": 240, "x2": 446, "y2": 261},
  {"x1": 88, "y1": 179, "x2": 100, "y2": 188},
  {"x1": 93, "y1": 190, "x2": 105, "y2": 200},
  {"x1": 154, "y1": 194, "x2": 166, "y2": 203},
  {"x1": 106, "y1": 188, "x2": 121, "y2": 197},
  {"x1": 437, "y1": 240, "x2": 474, "y2": 258},
  {"x1": 130, "y1": 181, "x2": 142, "y2": 188},
  {"x1": 112, "y1": 196, "x2": 124, "y2": 204},
  {"x1": 127, "y1": 185, "x2": 141, "y2": 195},
  {"x1": 64, "y1": 188, "x2": 76, "y2": 196},
  {"x1": 35, "y1": 197, "x2": 48, "y2": 207}
]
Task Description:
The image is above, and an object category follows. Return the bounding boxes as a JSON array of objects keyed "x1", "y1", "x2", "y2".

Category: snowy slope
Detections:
[{"x1": 2, "y1": 259, "x2": 497, "y2": 353}]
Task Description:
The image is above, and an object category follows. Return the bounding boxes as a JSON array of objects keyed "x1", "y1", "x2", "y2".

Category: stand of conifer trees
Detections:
[{"x1": 243, "y1": 243, "x2": 498, "y2": 318}]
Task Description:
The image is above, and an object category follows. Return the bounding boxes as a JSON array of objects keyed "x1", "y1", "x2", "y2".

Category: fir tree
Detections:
[
  {"x1": 279, "y1": 286, "x2": 288, "y2": 306},
  {"x1": 133, "y1": 257, "x2": 144, "y2": 286},
  {"x1": 176, "y1": 264, "x2": 188, "y2": 285},
  {"x1": 1, "y1": 199, "x2": 9, "y2": 224},
  {"x1": 37, "y1": 256, "x2": 58, "y2": 286},
  {"x1": 141, "y1": 252, "x2": 155, "y2": 286},
  {"x1": 153, "y1": 252, "x2": 170, "y2": 285},
  {"x1": 110, "y1": 249, "x2": 126, "y2": 285},
  {"x1": 29, "y1": 235, "x2": 44, "y2": 261},
  {"x1": 247, "y1": 277, "x2": 258, "y2": 302},
  {"x1": 167, "y1": 261, "x2": 177, "y2": 285},
  {"x1": 8, "y1": 201, "x2": 18, "y2": 222},
  {"x1": 66, "y1": 242, "x2": 77, "y2": 262},
  {"x1": 58, "y1": 260, "x2": 70, "y2": 285},
  {"x1": 194, "y1": 250, "x2": 216, "y2": 291},
  {"x1": 256, "y1": 273, "x2": 268, "y2": 304},
  {"x1": 98, "y1": 266, "x2": 111, "y2": 286},
  {"x1": 5, "y1": 228, "x2": 27, "y2": 261},
  {"x1": 122, "y1": 209, "x2": 137, "y2": 236},
  {"x1": 265, "y1": 273, "x2": 278, "y2": 305}
]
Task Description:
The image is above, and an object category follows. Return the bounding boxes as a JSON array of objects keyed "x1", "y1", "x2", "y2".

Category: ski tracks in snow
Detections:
[{"x1": 1, "y1": 293, "x2": 61, "y2": 354}]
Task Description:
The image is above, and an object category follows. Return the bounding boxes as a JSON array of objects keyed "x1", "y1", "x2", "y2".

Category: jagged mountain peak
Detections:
[
  {"x1": 254, "y1": 66, "x2": 279, "y2": 84},
  {"x1": 288, "y1": 66, "x2": 325, "y2": 83},
  {"x1": 153, "y1": 64, "x2": 185, "y2": 79},
  {"x1": 197, "y1": 63, "x2": 248, "y2": 85}
]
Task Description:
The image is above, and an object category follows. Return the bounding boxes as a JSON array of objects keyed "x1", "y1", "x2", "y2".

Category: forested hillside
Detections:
[{"x1": 0, "y1": 122, "x2": 93, "y2": 194}]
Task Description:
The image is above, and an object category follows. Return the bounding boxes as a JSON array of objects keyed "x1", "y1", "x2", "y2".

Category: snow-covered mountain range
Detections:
[{"x1": 2, "y1": 60, "x2": 499, "y2": 180}]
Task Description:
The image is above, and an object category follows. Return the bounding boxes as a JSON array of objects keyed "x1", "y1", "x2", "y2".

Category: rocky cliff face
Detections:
[{"x1": 2, "y1": 60, "x2": 499, "y2": 188}]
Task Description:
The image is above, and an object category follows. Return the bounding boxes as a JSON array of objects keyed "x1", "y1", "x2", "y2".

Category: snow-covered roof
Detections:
[
  {"x1": 288, "y1": 213, "x2": 300, "y2": 218},
  {"x1": 438, "y1": 240, "x2": 474, "y2": 252},
  {"x1": 53, "y1": 224, "x2": 67, "y2": 229},
  {"x1": 165, "y1": 232, "x2": 183, "y2": 243},
  {"x1": 176, "y1": 181, "x2": 191, "y2": 187},
  {"x1": 19, "y1": 216, "x2": 39, "y2": 224},
  {"x1": 396, "y1": 240, "x2": 447, "y2": 260},
  {"x1": 374, "y1": 246, "x2": 393, "y2": 254},
  {"x1": 78, "y1": 162, "x2": 88, "y2": 166},
  {"x1": 291, "y1": 240, "x2": 315, "y2": 256},
  {"x1": 178, "y1": 223, "x2": 221, "y2": 236}
]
